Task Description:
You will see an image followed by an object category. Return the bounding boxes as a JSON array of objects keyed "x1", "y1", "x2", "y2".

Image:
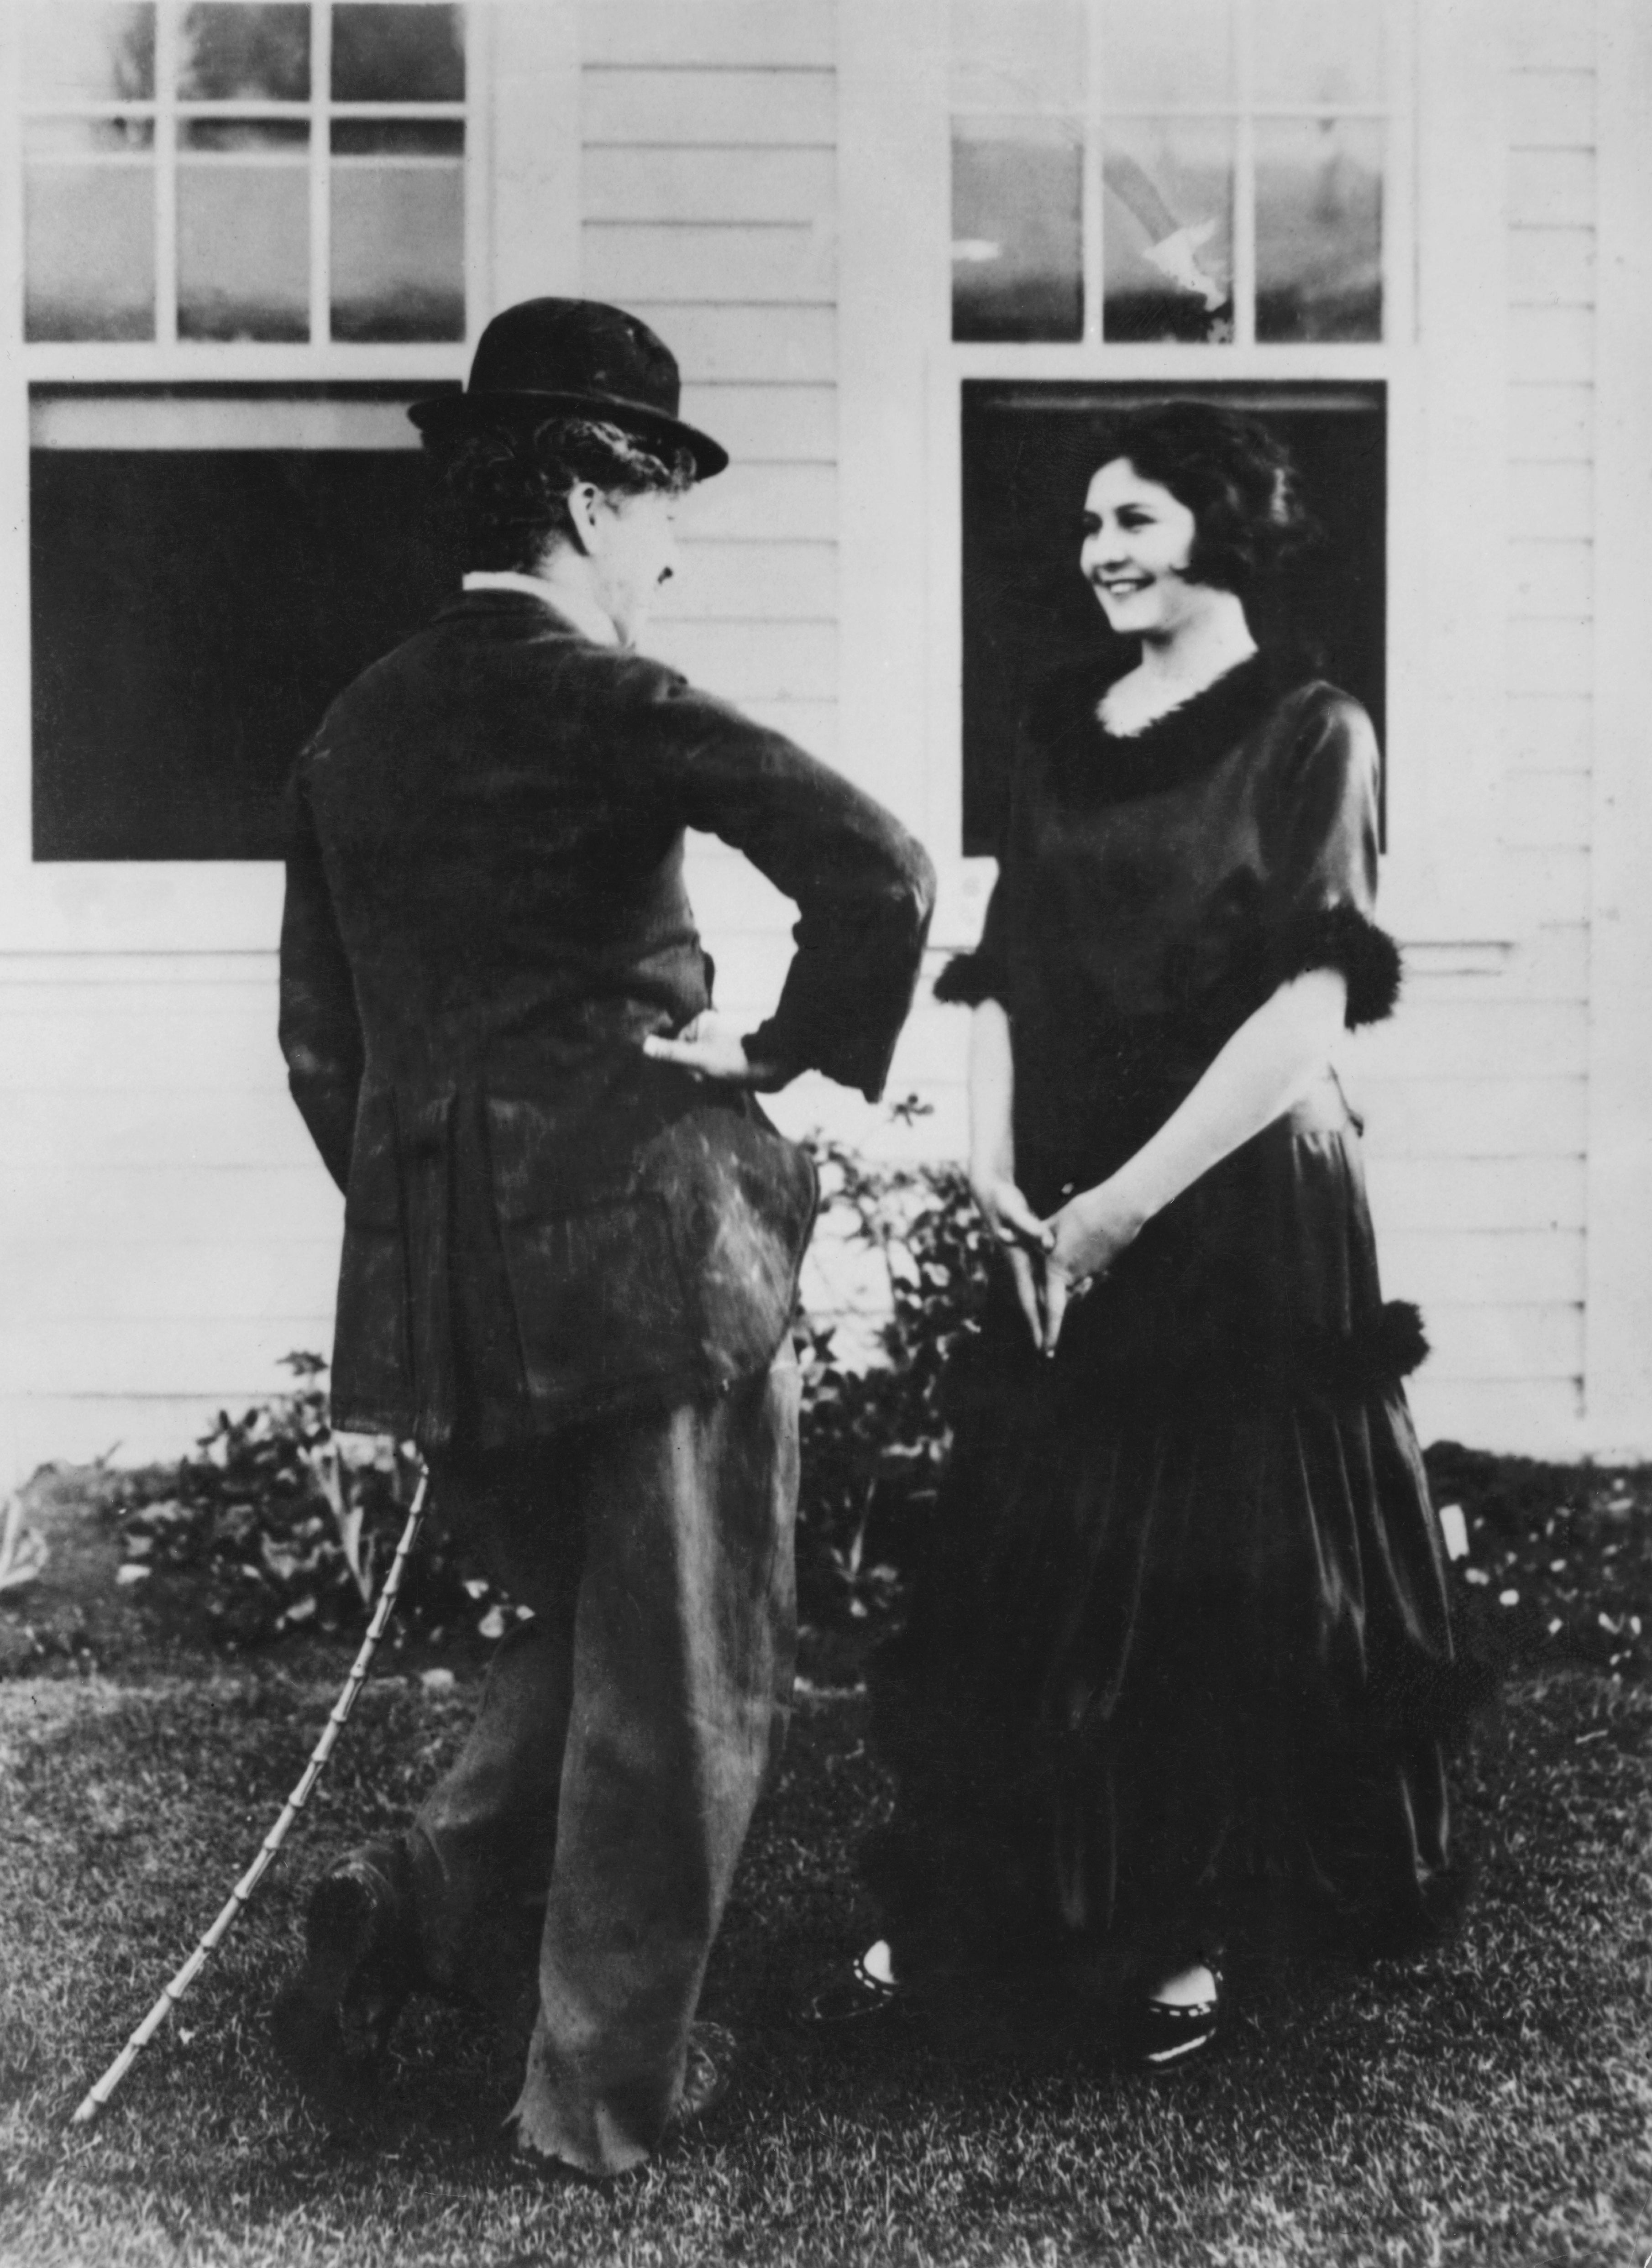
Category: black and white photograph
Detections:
[{"x1": 1, "y1": 3, "x2": 1649, "y2": 2262}]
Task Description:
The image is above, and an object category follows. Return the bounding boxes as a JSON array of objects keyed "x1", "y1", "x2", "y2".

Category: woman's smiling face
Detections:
[{"x1": 1080, "y1": 458, "x2": 1205, "y2": 637}]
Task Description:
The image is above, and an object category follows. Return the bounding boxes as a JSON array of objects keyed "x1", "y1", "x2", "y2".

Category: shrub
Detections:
[
  {"x1": 792, "y1": 1108, "x2": 990, "y2": 1625},
  {"x1": 111, "y1": 1354, "x2": 519, "y2": 1648}
]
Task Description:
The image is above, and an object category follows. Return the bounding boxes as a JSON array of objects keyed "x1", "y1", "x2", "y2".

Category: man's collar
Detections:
[{"x1": 461, "y1": 571, "x2": 620, "y2": 648}]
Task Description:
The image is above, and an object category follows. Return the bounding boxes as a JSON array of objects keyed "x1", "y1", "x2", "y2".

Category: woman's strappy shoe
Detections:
[
  {"x1": 800, "y1": 1939, "x2": 908, "y2": 2027},
  {"x1": 1122, "y1": 1958, "x2": 1223, "y2": 2071}
]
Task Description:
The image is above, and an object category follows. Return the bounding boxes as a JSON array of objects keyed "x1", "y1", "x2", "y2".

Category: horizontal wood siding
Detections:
[
  {"x1": 580, "y1": 1, "x2": 843, "y2": 1095},
  {"x1": 1421, "y1": 19, "x2": 1600, "y2": 1445},
  {"x1": 0, "y1": 964, "x2": 339, "y2": 1467}
]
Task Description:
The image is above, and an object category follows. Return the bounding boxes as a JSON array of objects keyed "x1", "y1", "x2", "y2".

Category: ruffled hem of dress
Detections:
[{"x1": 860, "y1": 1812, "x2": 1479, "y2": 2010}]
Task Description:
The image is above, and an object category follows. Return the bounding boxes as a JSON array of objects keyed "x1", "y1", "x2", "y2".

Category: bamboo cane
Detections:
[{"x1": 69, "y1": 1467, "x2": 430, "y2": 2127}]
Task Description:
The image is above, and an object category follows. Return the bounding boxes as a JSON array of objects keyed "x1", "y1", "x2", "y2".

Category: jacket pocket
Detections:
[
  {"x1": 646, "y1": 1104, "x2": 818, "y2": 1387},
  {"x1": 331, "y1": 1085, "x2": 415, "y2": 1429},
  {"x1": 486, "y1": 1098, "x2": 702, "y2": 1409}
]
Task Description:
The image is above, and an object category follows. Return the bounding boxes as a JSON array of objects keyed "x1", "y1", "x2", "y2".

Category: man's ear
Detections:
[{"x1": 564, "y1": 480, "x2": 603, "y2": 555}]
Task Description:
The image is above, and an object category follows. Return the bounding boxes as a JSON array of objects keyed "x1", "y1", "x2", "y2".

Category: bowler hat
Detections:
[{"x1": 408, "y1": 298, "x2": 727, "y2": 479}]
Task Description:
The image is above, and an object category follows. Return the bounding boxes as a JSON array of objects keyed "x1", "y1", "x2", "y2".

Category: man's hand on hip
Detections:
[{"x1": 642, "y1": 1013, "x2": 786, "y2": 1089}]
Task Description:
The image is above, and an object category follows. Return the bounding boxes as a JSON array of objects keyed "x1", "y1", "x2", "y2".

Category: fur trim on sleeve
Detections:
[
  {"x1": 1269, "y1": 903, "x2": 1403, "y2": 1027},
  {"x1": 933, "y1": 951, "x2": 1003, "y2": 1008}
]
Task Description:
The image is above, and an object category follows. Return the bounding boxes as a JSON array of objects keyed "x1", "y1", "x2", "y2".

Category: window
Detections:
[
  {"x1": 16, "y1": 4, "x2": 475, "y2": 864},
  {"x1": 29, "y1": 385, "x2": 458, "y2": 860},
  {"x1": 941, "y1": 3, "x2": 1405, "y2": 860},
  {"x1": 959, "y1": 380, "x2": 1385, "y2": 853},
  {"x1": 951, "y1": 0, "x2": 1393, "y2": 346},
  {"x1": 22, "y1": 1, "x2": 467, "y2": 347}
]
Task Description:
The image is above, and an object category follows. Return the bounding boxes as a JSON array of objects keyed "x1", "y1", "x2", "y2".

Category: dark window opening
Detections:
[
  {"x1": 960, "y1": 380, "x2": 1386, "y2": 856},
  {"x1": 30, "y1": 383, "x2": 460, "y2": 860}
]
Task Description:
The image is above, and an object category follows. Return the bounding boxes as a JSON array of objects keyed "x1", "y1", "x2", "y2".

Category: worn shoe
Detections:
[
  {"x1": 1122, "y1": 1959, "x2": 1223, "y2": 2071},
  {"x1": 270, "y1": 1840, "x2": 422, "y2": 2111},
  {"x1": 664, "y1": 2021, "x2": 738, "y2": 2134},
  {"x1": 800, "y1": 1939, "x2": 908, "y2": 2027}
]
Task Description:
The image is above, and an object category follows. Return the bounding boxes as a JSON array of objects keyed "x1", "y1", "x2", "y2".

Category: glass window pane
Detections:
[
  {"x1": 178, "y1": 123, "x2": 309, "y2": 340},
  {"x1": 1255, "y1": 117, "x2": 1382, "y2": 341},
  {"x1": 949, "y1": 0, "x2": 1084, "y2": 112},
  {"x1": 331, "y1": 5, "x2": 465, "y2": 102},
  {"x1": 1255, "y1": 0, "x2": 1384, "y2": 107},
  {"x1": 952, "y1": 116, "x2": 1082, "y2": 343},
  {"x1": 25, "y1": 126, "x2": 155, "y2": 340},
  {"x1": 1099, "y1": 0, "x2": 1233, "y2": 110},
  {"x1": 21, "y1": 4, "x2": 154, "y2": 103},
  {"x1": 179, "y1": 115, "x2": 306, "y2": 151},
  {"x1": 176, "y1": 4, "x2": 309, "y2": 100},
  {"x1": 25, "y1": 115, "x2": 154, "y2": 154},
  {"x1": 331, "y1": 130, "x2": 465, "y2": 341},
  {"x1": 331, "y1": 118, "x2": 463, "y2": 157},
  {"x1": 1101, "y1": 119, "x2": 1233, "y2": 342}
]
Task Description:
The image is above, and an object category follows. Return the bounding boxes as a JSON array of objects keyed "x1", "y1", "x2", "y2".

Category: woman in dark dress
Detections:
[{"x1": 834, "y1": 403, "x2": 1470, "y2": 2063}]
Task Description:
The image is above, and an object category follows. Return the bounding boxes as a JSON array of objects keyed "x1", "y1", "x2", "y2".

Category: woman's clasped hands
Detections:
[{"x1": 972, "y1": 1172, "x2": 1146, "y2": 1358}]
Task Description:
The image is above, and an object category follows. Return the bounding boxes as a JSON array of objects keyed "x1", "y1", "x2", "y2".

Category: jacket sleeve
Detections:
[
  {"x1": 627, "y1": 665, "x2": 937, "y2": 1101},
  {"x1": 278, "y1": 755, "x2": 363, "y2": 1191}
]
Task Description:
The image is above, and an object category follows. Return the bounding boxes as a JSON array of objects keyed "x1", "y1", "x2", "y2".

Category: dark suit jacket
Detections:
[{"x1": 279, "y1": 589, "x2": 935, "y2": 1448}]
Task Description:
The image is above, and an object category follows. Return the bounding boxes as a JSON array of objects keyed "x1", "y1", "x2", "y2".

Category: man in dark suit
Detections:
[{"x1": 272, "y1": 299, "x2": 934, "y2": 2176}]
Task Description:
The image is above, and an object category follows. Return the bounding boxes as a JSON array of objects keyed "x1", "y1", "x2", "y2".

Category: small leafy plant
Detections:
[
  {"x1": 792, "y1": 1102, "x2": 992, "y2": 1626},
  {"x1": 110, "y1": 1354, "x2": 518, "y2": 1647}
]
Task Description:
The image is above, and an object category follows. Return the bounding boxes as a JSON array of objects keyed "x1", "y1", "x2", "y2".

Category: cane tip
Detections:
[{"x1": 69, "y1": 2092, "x2": 103, "y2": 2126}]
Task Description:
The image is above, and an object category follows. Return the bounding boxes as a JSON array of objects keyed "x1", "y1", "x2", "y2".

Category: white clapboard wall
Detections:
[
  {"x1": 1356, "y1": 2, "x2": 1598, "y2": 1453},
  {"x1": 0, "y1": 0, "x2": 1627, "y2": 1472},
  {"x1": 578, "y1": 1, "x2": 929, "y2": 1175},
  {"x1": 0, "y1": 957, "x2": 341, "y2": 1475}
]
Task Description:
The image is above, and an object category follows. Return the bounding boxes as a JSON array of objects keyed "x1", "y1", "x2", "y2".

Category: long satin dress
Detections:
[{"x1": 869, "y1": 652, "x2": 1474, "y2": 2006}]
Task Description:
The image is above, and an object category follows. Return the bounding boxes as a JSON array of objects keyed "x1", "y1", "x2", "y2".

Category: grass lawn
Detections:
[{"x1": 1, "y1": 1654, "x2": 1650, "y2": 2268}]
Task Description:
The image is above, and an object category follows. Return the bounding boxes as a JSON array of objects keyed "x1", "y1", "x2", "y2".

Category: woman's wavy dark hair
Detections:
[
  {"x1": 426, "y1": 414, "x2": 696, "y2": 573},
  {"x1": 1092, "y1": 401, "x2": 1316, "y2": 594}
]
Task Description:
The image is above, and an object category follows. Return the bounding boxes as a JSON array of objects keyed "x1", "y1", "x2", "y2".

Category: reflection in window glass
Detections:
[
  {"x1": 1254, "y1": 0, "x2": 1382, "y2": 107},
  {"x1": 332, "y1": 118, "x2": 464, "y2": 157},
  {"x1": 178, "y1": 121, "x2": 309, "y2": 340},
  {"x1": 949, "y1": 0, "x2": 1083, "y2": 112},
  {"x1": 21, "y1": 3, "x2": 154, "y2": 103},
  {"x1": 952, "y1": 116, "x2": 1083, "y2": 342},
  {"x1": 177, "y1": 4, "x2": 309, "y2": 100},
  {"x1": 1255, "y1": 118, "x2": 1382, "y2": 342},
  {"x1": 331, "y1": 4, "x2": 464, "y2": 101},
  {"x1": 1098, "y1": 0, "x2": 1232, "y2": 109},
  {"x1": 25, "y1": 120, "x2": 156, "y2": 340},
  {"x1": 1102, "y1": 119, "x2": 1234, "y2": 343},
  {"x1": 332, "y1": 122, "x2": 465, "y2": 341}
]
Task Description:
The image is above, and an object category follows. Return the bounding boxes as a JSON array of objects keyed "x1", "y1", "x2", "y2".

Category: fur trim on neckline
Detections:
[{"x1": 1036, "y1": 645, "x2": 1319, "y2": 804}]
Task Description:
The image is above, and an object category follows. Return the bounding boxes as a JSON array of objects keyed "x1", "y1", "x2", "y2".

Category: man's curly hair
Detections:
[
  {"x1": 427, "y1": 414, "x2": 697, "y2": 573},
  {"x1": 1091, "y1": 401, "x2": 1316, "y2": 594}
]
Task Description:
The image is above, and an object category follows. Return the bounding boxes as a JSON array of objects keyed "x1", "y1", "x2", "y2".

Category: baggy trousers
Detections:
[{"x1": 404, "y1": 1347, "x2": 799, "y2": 2176}]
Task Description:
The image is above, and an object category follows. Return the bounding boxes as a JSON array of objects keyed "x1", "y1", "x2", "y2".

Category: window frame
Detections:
[
  {"x1": 836, "y1": 0, "x2": 1517, "y2": 960},
  {"x1": 0, "y1": 0, "x2": 563, "y2": 952},
  {"x1": 948, "y1": 0, "x2": 1415, "y2": 352}
]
